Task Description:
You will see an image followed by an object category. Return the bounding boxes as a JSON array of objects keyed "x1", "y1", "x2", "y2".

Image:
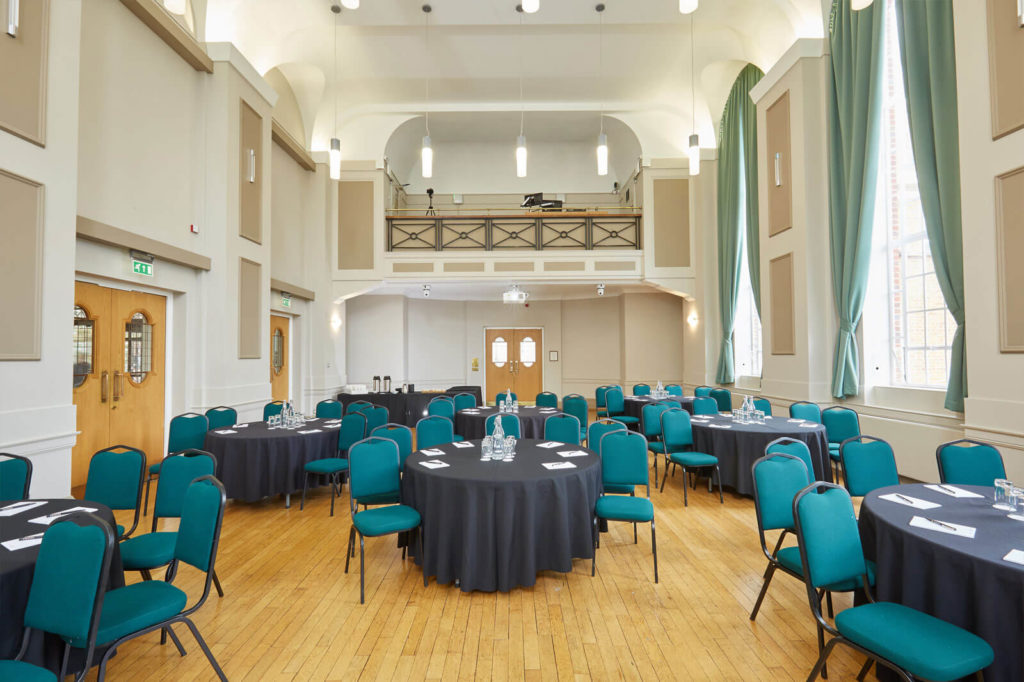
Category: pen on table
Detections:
[
  {"x1": 895, "y1": 493, "x2": 916, "y2": 505},
  {"x1": 937, "y1": 484, "x2": 958, "y2": 495},
  {"x1": 925, "y1": 517, "x2": 957, "y2": 531}
]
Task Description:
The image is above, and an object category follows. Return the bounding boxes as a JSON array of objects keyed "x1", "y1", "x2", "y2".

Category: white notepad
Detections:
[
  {"x1": 451, "y1": 441, "x2": 474, "y2": 449},
  {"x1": 324, "y1": 424, "x2": 341, "y2": 429},
  {"x1": 557, "y1": 450, "x2": 589, "y2": 458},
  {"x1": 923, "y1": 484, "x2": 984, "y2": 499},
  {"x1": 298, "y1": 429, "x2": 322, "y2": 435},
  {"x1": 787, "y1": 418, "x2": 806, "y2": 423},
  {"x1": 878, "y1": 493, "x2": 940, "y2": 510},
  {"x1": 798, "y1": 423, "x2": 819, "y2": 428},
  {"x1": 2, "y1": 533, "x2": 45, "y2": 551},
  {"x1": 419, "y1": 459, "x2": 449, "y2": 469},
  {"x1": 1003, "y1": 549, "x2": 1024, "y2": 566},
  {"x1": 709, "y1": 424, "x2": 732, "y2": 429},
  {"x1": 29, "y1": 506, "x2": 99, "y2": 526},
  {"x1": 537, "y1": 442, "x2": 562, "y2": 449},
  {"x1": 0, "y1": 501, "x2": 47, "y2": 517},
  {"x1": 542, "y1": 461, "x2": 576, "y2": 470},
  {"x1": 215, "y1": 429, "x2": 237, "y2": 435},
  {"x1": 420, "y1": 448, "x2": 446, "y2": 456},
  {"x1": 909, "y1": 515, "x2": 976, "y2": 538},
  {"x1": 234, "y1": 423, "x2": 250, "y2": 428}
]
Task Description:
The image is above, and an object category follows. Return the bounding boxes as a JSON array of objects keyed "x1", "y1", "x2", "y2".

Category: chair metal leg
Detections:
[
  {"x1": 212, "y1": 570, "x2": 224, "y2": 598},
  {"x1": 591, "y1": 517, "x2": 598, "y2": 577},
  {"x1": 659, "y1": 465, "x2": 670, "y2": 493},
  {"x1": 181, "y1": 617, "x2": 228, "y2": 682},
  {"x1": 652, "y1": 450, "x2": 658, "y2": 480},
  {"x1": 856, "y1": 659, "x2": 873, "y2": 681},
  {"x1": 345, "y1": 526, "x2": 355, "y2": 573},
  {"x1": 716, "y1": 466, "x2": 724, "y2": 504},
  {"x1": 359, "y1": 534, "x2": 366, "y2": 604},
  {"x1": 300, "y1": 472, "x2": 308, "y2": 511},
  {"x1": 807, "y1": 637, "x2": 839, "y2": 682},
  {"x1": 419, "y1": 526, "x2": 428, "y2": 587},
  {"x1": 163, "y1": 625, "x2": 186, "y2": 656},
  {"x1": 329, "y1": 475, "x2": 336, "y2": 517},
  {"x1": 143, "y1": 474, "x2": 153, "y2": 516},
  {"x1": 819, "y1": 624, "x2": 829, "y2": 679},
  {"x1": 681, "y1": 467, "x2": 689, "y2": 507},
  {"x1": 141, "y1": 568, "x2": 153, "y2": 581},
  {"x1": 650, "y1": 519, "x2": 658, "y2": 584},
  {"x1": 826, "y1": 591, "x2": 834, "y2": 618},
  {"x1": 749, "y1": 563, "x2": 776, "y2": 621}
]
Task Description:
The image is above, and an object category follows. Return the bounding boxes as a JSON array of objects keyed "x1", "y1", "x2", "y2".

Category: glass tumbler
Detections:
[
  {"x1": 481, "y1": 436, "x2": 492, "y2": 461},
  {"x1": 994, "y1": 479, "x2": 1014, "y2": 511}
]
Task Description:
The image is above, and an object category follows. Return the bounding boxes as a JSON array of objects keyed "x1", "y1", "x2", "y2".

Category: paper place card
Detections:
[
  {"x1": 787, "y1": 418, "x2": 806, "y2": 423},
  {"x1": 234, "y1": 423, "x2": 250, "y2": 428},
  {"x1": 451, "y1": 441, "x2": 475, "y2": 449},
  {"x1": 324, "y1": 424, "x2": 341, "y2": 429},
  {"x1": 1003, "y1": 549, "x2": 1024, "y2": 565},
  {"x1": 542, "y1": 461, "x2": 577, "y2": 470},
  {"x1": 557, "y1": 450, "x2": 590, "y2": 458},
  {"x1": 461, "y1": 410, "x2": 480, "y2": 415},
  {"x1": 879, "y1": 493, "x2": 940, "y2": 510},
  {"x1": 798, "y1": 423, "x2": 819, "y2": 428},
  {"x1": 298, "y1": 429, "x2": 322, "y2": 435},
  {"x1": 1008, "y1": 514, "x2": 1024, "y2": 522},
  {"x1": 215, "y1": 429, "x2": 237, "y2": 435},
  {"x1": 2, "y1": 533, "x2": 45, "y2": 551},
  {"x1": 539, "y1": 408, "x2": 557, "y2": 412},
  {"x1": 923, "y1": 484, "x2": 984, "y2": 499},
  {"x1": 537, "y1": 442, "x2": 563, "y2": 449},
  {"x1": 909, "y1": 515, "x2": 976, "y2": 538},
  {"x1": 419, "y1": 459, "x2": 449, "y2": 469},
  {"x1": 709, "y1": 424, "x2": 732, "y2": 429},
  {"x1": 0, "y1": 501, "x2": 47, "y2": 517},
  {"x1": 29, "y1": 506, "x2": 99, "y2": 526},
  {"x1": 420, "y1": 448, "x2": 446, "y2": 456}
]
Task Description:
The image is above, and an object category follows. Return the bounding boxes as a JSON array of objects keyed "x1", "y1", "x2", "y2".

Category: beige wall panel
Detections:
[
  {"x1": 652, "y1": 178, "x2": 690, "y2": 267},
  {"x1": 562, "y1": 297, "x2": 622, "y2": 391},
  {"x1": 595, "y1": 261, "x2": 637, "y2": 271},
  {"x1": 769, "y1": 253, "x2": 796, "y2": 355},
  {"x1": 0, "y1": 0, "x2": 48, "y2": 145},
  {"x1": 987, "y1": 0, "x2": 1024, "y2": 139},
  {"x1": 494, "y1": 262, "x2": 536, "y2": 272},
  {"x1": 338, "y1": 181, "x2": 375, "y2": 270},
  {"x1": 238, "y1": 258, "x2": 262, "y2": 359},
  {"x1": 239, "y1": 99, "x2": 263, "y2": 243},
  {"x1": 620, "y1": 293, "x2": 685, "y2": 383},
  {"x1": 392, "y1": 262, "x2": 434, "y2": 273},
  {"x1": 766, "y1": 91, "x2": 793, "y2": 236},
  {"x1": 0, "y1": 169, "x2": 44, "y2": 359},
  {"x1": 543, "y1": 261, "x2": 585, "y2": 271},
  {"x1": 270, "y1": 143, "x2": 306, "y2": 286},
  {"x1": 443, "y1": 262, "x2": 485, "y2": 272},
  {"x1": 996, "y1": 166, "x2": 1024, "y2": 351}
]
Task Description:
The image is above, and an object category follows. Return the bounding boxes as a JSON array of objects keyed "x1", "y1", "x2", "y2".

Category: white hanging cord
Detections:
[{"x1": 519, "y1": 10, "x2": 525, "y2": 137}]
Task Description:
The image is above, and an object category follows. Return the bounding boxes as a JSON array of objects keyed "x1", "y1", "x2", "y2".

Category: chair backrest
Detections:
[
  {"x1": 840, "y1": 436, "x2": 900, "y2": 497},
  {"x1": 168, "y1": 412, "x2": 209, "y2": 454},
  {"x1": 710, "y1": 388, "x2": 732, "y2": 412},
  {"x1": 371, "y1": 423, "x2": 414, "y2": 469},
  {"x1": 660, "y1": 408, "x2": 694, "y2": 451},
  {"x1": 84, "y1": 445, "x2": 146, "y2": 513},
  {"x1": 153, "y1": 450, "x2": 217, "y2": 526},
  {"x1": 365, "y1": 406, "x2": 389, "y2": 432},
  {"x1": 692, "y1": 396, "x2": 718, "y2": 415},
  {"x1": 793, "y1": 483, "x2": 868, "y2": 590},
  {"x1": 765, "y1": 437, "x2": 815, "y2": 480},
  {"x1": 641, "y1": 403, "x2": 669, "y2": 440},
  {"x1": 694, "y1": 385, "x2": 712, "y2": 397},
  {"x1": 595, "y1": 385, "x2": 610, "y2": 409},
  {"x1": 23, "y1": 513, "x2": 113, "y2": 670},
  {"x1": 753, "y1": 398, "x2": 773, "y2": 416},
  {"x1": 453, "y1": 392, "x2": 477, "y2": 411},
  {"x1": 544, "y1": 414, "x2": 581, "y2": 444},
  {"x1": 315, "y1": 399, "x2": 343, "y2": 420},
  {"x1": 604, "y1": 387, "x2": 625, "y2": 415},
  {"x1": 416, "y1": 416, "x2": 455, "y2": 449},
  {"x1": 822, "y1": 406, "x2": 860, "y2": 444},
  {"x1": 173, "y1": 476, "x2": 226, "y2": 590},
  {"x1": 665, "y1": 384, "x2": 683, "y2": 396},
  {"x1": 752, "y1": 452, "x2": 811, "y2": 534},
  {"x1": 535, "y1": 391, "x2": 559, "y2": 408},
  {"x1": 598, "y1": 431, "x2": 649, "y2": 492},
  {"x1": 789, "y1": 401, "x2": 822, "y2": 423},
  {"x1": 587, "y1": 418, "x2": 625, "y2": 448},
  {"x1": 338, "y1": 413, "x2": 368, "y2": 453},
  {"x1": 427, "y1": 398, "x2": 455, "y2": 420},
  {"x1": 0, "y1": 453, "x2": 32, "y2": 500},
  {"x1": 633, "y1": 383, "x2": 651, "y2": 396},
  {"x1": 562, "y1": 394, "x2": 589, "y2": 430},
  {"x1": 205, "y1": 406, "x2": 238, "y2": 430},
  {"x1": 348, "y1": 438, "x2": 401, "y2": 508},
  {"x1": 262, "y1": 401, "x2": 284, "y2": 420},
  {"x1": 495, "y1": 391, "x2": 517, "y2": 406},
  {"x1": 936, "y1": 439, "x2": 1006, "y2": 487},
  {"x1": 347, "y1": 400, "x2": 374, "y2": 415},
  {"x1": 486, "y1": 413, "x2": 521, "y2": 438}
]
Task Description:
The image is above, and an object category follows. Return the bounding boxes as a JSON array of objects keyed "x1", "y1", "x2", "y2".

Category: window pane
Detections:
[
  {"x1": 124, "y1": 312, "x2": 153, "y2": 383},
  {"x1": 926, "y1": 350, "x2": 948, "y2": 386},
  {"x1": 519, "y1": 337, "x2": 536, "y2": 367},
  {"x1": 907, "y1": 311, "x2": 926, "y2": 347},
  {"x1": 904, "y1": 242, "x2": 923, "y2": 276},
  {"x1": 272, "y1": 329, "x2": 285, "y2": 374},
  {"x1": 926, "y1": 310, "x2": 947, "y2": 345},
  {"x1": 491, "y1": 337, "x2": 507, "y2": 368},
  {"x1": 906, "y1": 350, "x2": 927, "y2": 385},
  {"x1": 924, "y1": 274, "x2": 944, "y2": 309},
  {"x1": 73, "y1": 305, "x2": 94, "y2": 388},
  {"x1": 906, "y1": 276, "x2": 924, "y2": 310}
]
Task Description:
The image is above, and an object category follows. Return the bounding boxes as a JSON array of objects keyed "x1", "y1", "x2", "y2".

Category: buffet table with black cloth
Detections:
[
  {"x1": 205, "y1": 420, "x2": 339, "y2": 502},
  {"x1": 401, "y1": 439, "x2": 602, "y2": 592},
  {"x1": 454, "y1": 406, "x2": 556, "y2": 440},
  {"x1": 859, "y1": 484, "x2": 1023, "y2": 682},
  {"x1": 624, "y1": 395, "x2": 696, "y2": 423},
  {"x1": 689, "y1": 414, "x2": 830, "y2": 495},
  {"x1": 0, "y1": 499, "x2": 124, "y2": 674},
  {"x1": 337, "y1": 386, "x2": 483, "y2": 426}
]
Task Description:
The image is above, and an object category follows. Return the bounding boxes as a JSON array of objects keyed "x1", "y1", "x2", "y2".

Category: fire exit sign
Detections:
[{"x1": 131, "y1": 258, "x2": 153, "y2": 277}]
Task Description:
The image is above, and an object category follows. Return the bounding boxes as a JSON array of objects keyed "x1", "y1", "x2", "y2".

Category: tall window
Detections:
[
  {"x1": 734, "y1": 233, "x2": 763, "y2": 378},
  {"x1": 867, "y1": 0, "x2": 955, "y2": 389}
]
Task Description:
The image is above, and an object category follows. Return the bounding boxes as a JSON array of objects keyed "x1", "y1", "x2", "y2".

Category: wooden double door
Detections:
[
  {"x1": 72, "y1": 282, "x2": 166, "y2": 488},
  {"x1": 485, "y1": 328, "x2": 543, "y2": 404}
]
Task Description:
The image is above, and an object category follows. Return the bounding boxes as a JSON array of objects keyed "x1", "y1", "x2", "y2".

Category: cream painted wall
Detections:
[
  {"x1": 562, "y1": 297, "x2": 622, "y2": 399},
  {"x1": 270, "y1": 143, "x2": 309, "y2": 288},
  {"x1": 406, "y1": 299, "x2": 468, "y2": 389},
  {"x1": 345, "y1": 295, "x2": 408, "y2": 385},
  {"x1": 620, "y1": 293, "x2": 686, "y2": 387}
]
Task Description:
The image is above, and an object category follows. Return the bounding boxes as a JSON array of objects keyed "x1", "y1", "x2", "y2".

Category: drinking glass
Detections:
[
  {"x1": 755, "y1": 410, "x2": 765, "y2": 424},
  {"x1": 994, "y1": 479, "x2": 1014, "y2": 511},
  {"x1": 481, "y1": 436, "x2": 492, "y2": 461},
  {"x1": 1010, "y1": 487, "x2": 1024, "y2": 516},
  {"x1": 503, "y1": 437, "x2": 515, "y2": 462}
]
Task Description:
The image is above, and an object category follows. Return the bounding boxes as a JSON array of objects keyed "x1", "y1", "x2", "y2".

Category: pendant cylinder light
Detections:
[
  {"x1": 421, "y1": 135, "x2": 433, "y2": 178},
  {"x1": 688, "y1": 134, "x2": 700, "y2": 176},
  {"x1": 596, "y1": 133, "x2": 609, "y2": 176},
  {"x1": 850, "y1": 0, "x2": 873, "y2": 9},
  {"x1": 164, "y1": 0, "x2": 186, "y2": 14},
  {"x1": 678, "y1": 0, "x2": 697, "y2": 14},
  {"x1": 329, "y1": 138, "x2": 342, "y2": 180},
  {"x1": 341, "y1": 0, "x2": 359, "y2": 9},
  {"x1": 516, "y1": 135, "x2": 528, "y2": 178},
  {"x1": 522, "y1": 0, "x2": 539, "y2": 13}
]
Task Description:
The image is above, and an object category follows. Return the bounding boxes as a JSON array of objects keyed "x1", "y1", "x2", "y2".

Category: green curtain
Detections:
[
  {"x1": 715, "y1": 64, "x2": 764, "y2": 384},
  {"x1": 895, "y1": 0, "x2": 966, "y2": 412},
  {"x1": 827, "y1": 0, "x2": 885, "y2": 399}
]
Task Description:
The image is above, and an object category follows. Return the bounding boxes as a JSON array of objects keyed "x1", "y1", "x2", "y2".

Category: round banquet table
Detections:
[
  {"x1": 859, "y1": 484, "x2": 1023, "y2": 682},
  {"x1": 204, "y1": 419, "x2": 340, "y2": 504},
  {"x1": 0, "y1": 499, "x2": 124, "y2": 674},
  {"x1": 454, "y1": 406, "x2": 558, "y2": 440},
  {"x1": 401, "y1": 439, "x2": 602, "y2": 592},
  {"x1": 689, "y1": 414, "x2": 830, "y2": 495},
  {"x1": 624, "y1": 395, "x2": 696, "y2": 425}
]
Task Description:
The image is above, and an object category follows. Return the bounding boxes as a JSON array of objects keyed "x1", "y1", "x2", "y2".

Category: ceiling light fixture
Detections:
[
  {"x1": 341, "y1": 0, "x2": 359, "y2": 9},
  {"x1": 421, "y1": 5, "x2": 433, "y2": 179},
  {"x1": 515, "y1": 6, "x2": 527, "y2": 178},
  {"x1": 163, "y1": 0, "x2": 186, "y2": 14},
  {"x1": 850, "y1": 0, "x2": 873, "y2": 9},
  {"x1": 595, "y1": 4, "x2": 608, "y2": 177},
  {"x1": 678, "y1": 0, "x2": 697, "y2": 14},
  {"x1": 329, "y1": 3, "x2": 342, "y2": 180},
  {"x1": 521, "y1": 0, "x2": 539, "y2": 14},
  {"x1": 503, "y1": 284, "x2": 529, "y2": 304},
  {"x1": 687, "y1": 11, "x2": 700, "y2": 176},
  {"x1": 597, "y1": 283, "x2": 606, "y2": 296}
]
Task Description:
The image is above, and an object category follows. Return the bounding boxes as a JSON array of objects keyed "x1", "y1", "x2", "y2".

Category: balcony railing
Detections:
[{"x1": 386, "y1": 210, "x2": 642, "y2": 252}]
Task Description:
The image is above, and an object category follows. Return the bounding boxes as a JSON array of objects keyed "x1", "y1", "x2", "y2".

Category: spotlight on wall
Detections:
[
  {"x1": 597, "y1": 284, "x2": 606, "y2": 297},
  {"x1": 341, "y1": 0, "x2": 360, "y2": 9},
  {"x1": 687, "y1": 310, "x2": 699, "y2": 329},
  {"x1": 331, "y1": 314, "x2": 343, "y2": 331},
  {"x1": 422, "y1": 284, "x2": 431, "y2": 298}
]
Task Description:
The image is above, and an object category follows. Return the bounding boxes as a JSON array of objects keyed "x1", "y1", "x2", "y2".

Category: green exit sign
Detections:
[
  {"x1": 132, "y1": 259, "x2": 153, "y2": 277},
  {"x1": 281, "y1": 294, "x2": 292, "y2": 308}
]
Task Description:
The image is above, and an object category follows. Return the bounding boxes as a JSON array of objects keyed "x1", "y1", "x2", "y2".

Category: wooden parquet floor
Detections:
[{"x1": 83, "y1": 458, "x2": 869, "y2": 681}]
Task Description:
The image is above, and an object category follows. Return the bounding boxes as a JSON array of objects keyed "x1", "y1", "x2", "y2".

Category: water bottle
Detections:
[{"x1": 491, "y1": 417, "x2": 505, "y2": 460}]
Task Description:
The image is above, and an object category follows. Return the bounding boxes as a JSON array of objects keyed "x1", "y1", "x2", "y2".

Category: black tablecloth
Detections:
[
  {"x1": 205, "y1": 420, "x2": 339, "y2": 502},
  {"x1": 0, "y1": 499, "x2": 124, "y2": 673},
  {"x1": 401, "y1": 439, "x2": 602, "y2": 592},
  {"x1": 859, "y1": 484, "x2": 1023, "y2": 682},
  {"x1": 454, "y1": 406, "x2": 557, "y2": 440},
  {"x1": 337, "y1": 387, "x2": 483, "y2": 426},
  {"x1": 624, "y1": 395, "x2": 696, "y2": 426},
  {"x1": 689, "y1": 415, "x2": 830, "y2": 495}
]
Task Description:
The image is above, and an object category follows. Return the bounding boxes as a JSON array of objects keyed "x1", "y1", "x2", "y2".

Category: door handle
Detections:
[
  {"x1": 113, "y1": 371, "x2": 122, "y2": 401},
  {"x1": 101, "y1": 371, "x2": 109, "y2": 403}
]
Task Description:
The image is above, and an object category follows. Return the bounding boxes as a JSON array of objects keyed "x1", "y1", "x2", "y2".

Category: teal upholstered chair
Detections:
[
  {"x1": 665, "y1": 384, "x2": 683, "y2": 396},
  {"x1": 315, "y1": 399, "x2": 343, "y2": 419},
  {"x1": 535, "y1": 391, "x2": 559, "y2": 408},
  {"x1": 453, "y1": 393, "x2": 477, "y2": 412},
  {"x1": 371, "y1": 423, "x2": 414, "y2": 470},
  {"x1": 495, "y1": 391, "x2": 517, "y2": 406},
  {"x1": 592, "y1": 431, "x2": 658, "y2": 583},
  {"x1": 692, "y1": 396, "x2": 718, "y2": 416},
  {"x1": 709, "y1": 388, "x2": 732, "y2": 413},
  {"x1": 146, "y1": 412, "x2": 208, "y2": 516},
  {"x1": 543, "y1": 414, "x2": 581, "y2": 445},
  {"x1": 263, "y1": 401, "x2": 284, "y2": 420},
  {"x1": 839, "y1": 436, "x2": 899, "y2": 498},
  {"x1": 659, "y1": 409, "x2": 722, "y2": 505},
  {"x1": 789, "y1": 401, "x2": 822, "y2": 423},
  {"x1": 427, "y1": 397, "x2": 455, "y2": 419},
  {"x1": 633, "y1": 383, "x2": 651, "y2": 396},
  {"x1": 485, "y1": 413, "x2": 521, "y2": 439},
  {"x1": 0, "y1": 513, "x2": 113, "y2": 682},
  {"x1": 345, "y1": 438, "x2": 425, "y2": 604},
  {"x1": 416, "y1": 416, "x2": 456, "y2": 450},
  {"x1": 936, "y1": 439, "x2": 1006, "y2": 487},
  {"x1": 793, "y1": 483, "x2": 993, "y2": 682},
  {"x1": 822, "y1": 406, "x2": 860, "y2": 472},
  {"x1": 753, "y1": 398, "x2": 772, "y2": 416},
  {"x1": 595, "y1": 386, "x2": 611, "y2": 418},
  {"x1": 301, "y1": 412, "x2": 367, "y2": 515},
  {"x1": 337, "y1": 412, "x2": 368, "y2": 455},
  {"x1": 605, "y1": 387, "x2": 639, "y2": 426},
  {"x1": 641, "y1": 403, "x2": 670, "y2": 478},
  {"x1": 84, "y1": 445, "x2": 146, "y2": 539},
  {"x1": 204, "y1": 406, "x2": 238, "y2": 430},
  {"x1": 562, "y1": 394, "x2": 589, "y2": 441},
  {"x1": 694, "y1": 385, "x2": 712, "y2": 397},
  {"x1": 0, "y1": 453, "x2": 32, "y2": 500},
  {"x1": 365, "y1": 406, "x2": 389, "y2": 434},
  {"x1": 89, "y1": 476, "x2": 229, "y2": 681},
  {"x1": 590, "y1": 420, "x2": 630, "y2": 494},
  {"x1": 765, "y1": 437, "x2": 816, "y2": 481},
  {"x1": 347, "y1": 400, "x2": 374, "y2": 415}
]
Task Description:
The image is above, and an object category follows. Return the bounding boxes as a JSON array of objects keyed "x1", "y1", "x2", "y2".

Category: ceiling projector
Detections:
[{"x1": 502, "y1": 284, "x2": 528, "y2": 304}]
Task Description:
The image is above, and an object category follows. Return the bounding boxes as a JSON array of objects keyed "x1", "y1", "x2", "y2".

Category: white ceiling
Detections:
[{"x1": 365, "y1": 280, "x2": 663, "y2": 301}]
